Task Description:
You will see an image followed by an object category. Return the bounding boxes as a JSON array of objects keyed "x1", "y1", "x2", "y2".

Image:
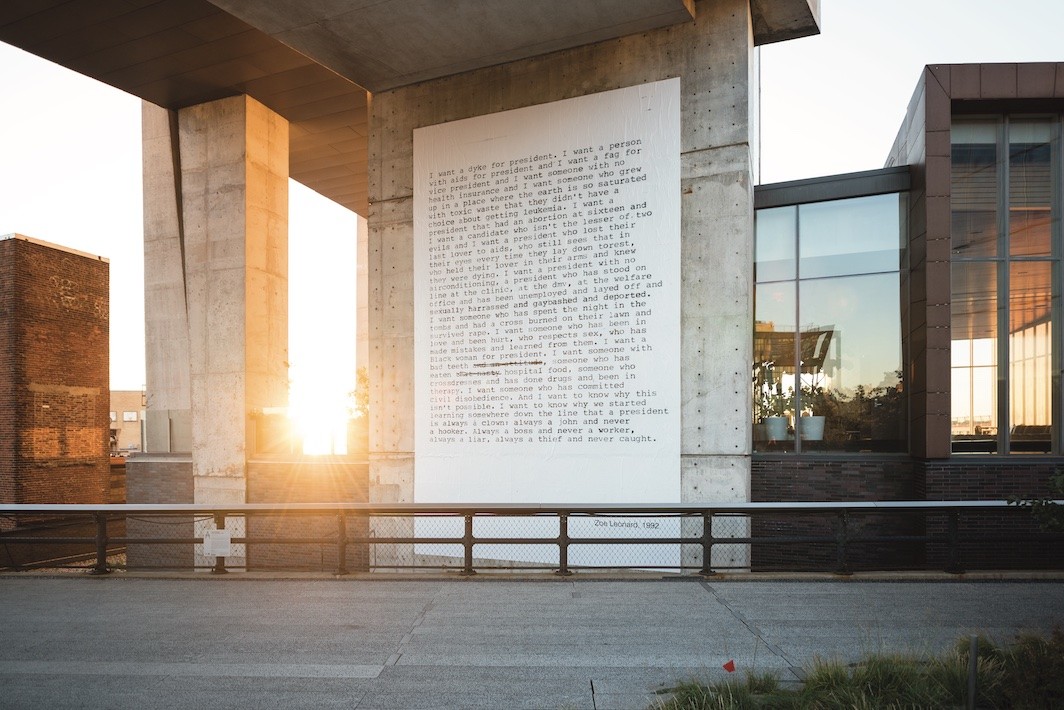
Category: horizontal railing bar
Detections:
[
  {"x1": 0, "y1": 537, "x2": 98, "y2": 544},
  {"x1": 5, "y1": 533, "x2": 1059, "y2": 547},
  {"x1": 2, "y1": 500, "x2": 1056, "y2": 516}
]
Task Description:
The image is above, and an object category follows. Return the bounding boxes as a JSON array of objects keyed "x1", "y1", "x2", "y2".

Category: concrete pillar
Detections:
[
  {"x1": 135, "y1": 95, "x2": 289, "y2": 568},
  {"x1": 356, "y1": 214, "x2": 369, "y2": 373}
]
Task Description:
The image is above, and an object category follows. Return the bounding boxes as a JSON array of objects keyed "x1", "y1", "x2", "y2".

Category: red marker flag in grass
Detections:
[{"x1": 722, "y1": 660, "x2": 736, "y2": 673}]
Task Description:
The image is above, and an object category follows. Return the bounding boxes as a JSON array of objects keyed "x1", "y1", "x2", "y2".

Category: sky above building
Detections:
[{"x1": 1, "y1": 0, "x2": 1062, "y2": 393}]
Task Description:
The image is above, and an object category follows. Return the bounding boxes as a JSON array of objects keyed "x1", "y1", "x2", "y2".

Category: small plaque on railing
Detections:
[{"x1": 202, "y1": 529, "x2": 231, "y2": 557}]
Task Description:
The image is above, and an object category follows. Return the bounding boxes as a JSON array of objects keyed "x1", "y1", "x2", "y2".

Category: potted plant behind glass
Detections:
[
  {"x1": 796, "y1": 328, "x2": 833, "y2": 443},
  {"x1": 797, "y1": 381, "x2": 826, "y2": 441},
  {"x1": 762, "y1": 379, "x2": 790, "y2": 442},
  {"x1": 753, "y1": 360, "x2": 794, "y2": 443}
]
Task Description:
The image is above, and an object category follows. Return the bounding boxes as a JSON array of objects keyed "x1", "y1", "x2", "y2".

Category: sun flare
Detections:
[
  {"x1": 287, "y1": 180, "x2": 359, "y2": 456},
  {"x1": 288, "y1": 370, "x2": 353, "y2": 455}
]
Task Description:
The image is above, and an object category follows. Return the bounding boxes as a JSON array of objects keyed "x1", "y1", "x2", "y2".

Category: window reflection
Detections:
[
  {"x1": 951, "y1": 262, "x2": 998, "y2": 451},
  {"x1": 1009, "y1": 261, "x2": 1053, "y2": 452},
  {"x1": 951, "y1": 117, "x2": 1058, "y2": 454},
  {"x1": 799, "y1": 195, "x2": 903, "y2": 279},
  {"x1": 951, "y1": 121, "x2": 998, "y2": 257},
  {"x1": 1009, "y1": 121, "x2": 1053, "y2": 258},
  {"x1": 799, "y1": 274, "x2": 904, "y2": 451},
  {"x1": 754, "y1": 193, "x2": 906, "y2": 454},
  {"x1": 754, "y1": 206, "x2": 796, "y2": 282}
]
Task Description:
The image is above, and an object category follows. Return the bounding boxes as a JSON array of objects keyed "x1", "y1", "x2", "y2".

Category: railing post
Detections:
[
  {"x1": 336, "y1": 512, "x2": 348, "y2": 576},
  {"x1": 211, "y1": 511, "x2": 228, "y2": 575},
  {"x1": 947, "y1": 510, "x2": 964, "y2": 574},
  {"x1": 834, "y1": 510, "x2": 851, "y2": 575},
  {"x1": 555, "y1": 513, "x2": 573, "y2": 576},
  {"x1": 460, "y1": 513, "x2": 476, "y2": 576},
  {"x1": 90, "y1": 512, "x2": 110, "y2": 575},
  {"x1": 699, "y1": 512, "x2": 715, "y2": 576}
]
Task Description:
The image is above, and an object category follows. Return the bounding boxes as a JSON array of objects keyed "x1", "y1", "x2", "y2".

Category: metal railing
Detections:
[{"x1": 1, "y1": 501, "x2": 1061, "y2": 576}]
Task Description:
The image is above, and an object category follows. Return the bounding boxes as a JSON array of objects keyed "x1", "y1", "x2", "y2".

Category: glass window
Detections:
[
  {"x1": 754, "y1": 282, "x2": 795, "y2": 442},
  {"x1": 799, "y1": 194, "x2": 903, "y2": 279},
  {"x1": 754, "y1": 192, "x2": 907, "y2": 454},
  {"x1": 951, "y1": 121, "x2": 999, "y2": 258},
  {"x1": 951, "y1": 116, "x2": 1059, "y2": 455},
  {"x1": 1009, "y1": 261, "x2": 1053, "y2": 452},
  {"x1": 951, "y1": 262, "x2": 998, "y2": 451},
  {"x1": 799, "y1": 273, "x2": 904, "y2": 451},
  {"x1": 1009, "y1": 121, "x2": 1053, "y2": 257},
  {"x1": 754, "y1": 206, "x2": 796, "y2": 282}
]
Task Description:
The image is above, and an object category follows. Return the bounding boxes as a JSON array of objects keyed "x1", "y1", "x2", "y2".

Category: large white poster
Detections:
[{"x1": 414, "y1": 79, "x2": 681, "y2": 564}]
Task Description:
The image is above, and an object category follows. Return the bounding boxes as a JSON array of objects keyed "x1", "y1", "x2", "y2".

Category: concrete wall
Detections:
[{"x1": 367, "y1": 1, "x2": 757, "y2": 518}]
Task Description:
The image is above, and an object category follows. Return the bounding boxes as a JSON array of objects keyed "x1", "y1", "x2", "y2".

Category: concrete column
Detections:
[
  {"x1": 356, "y1": 214, "x2": 369, "y2": 373},
  {"x1": 141, "y1": 103, "x2": 193, "y2": 453},
  {"x1": 136, "y1": 95, "x2": 289, "y2": 568}
]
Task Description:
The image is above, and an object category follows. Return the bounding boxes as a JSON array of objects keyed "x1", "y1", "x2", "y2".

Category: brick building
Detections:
[{"x1": 0, "y1": 235, "x2": 110, "y2": 528}]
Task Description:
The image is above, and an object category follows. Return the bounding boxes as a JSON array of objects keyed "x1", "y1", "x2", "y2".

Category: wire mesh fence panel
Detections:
[
  {"x1": 473, "y1": 515, "x2": 559, "y2": 538},
  {"x1": 125, "y1": 514, "x2": 202, "y2": 569},
  {"x1": 370, "y1": 515, "x2": 417, "y2": 568},
  {"x1": 708, "y1": 514, "x2": 751, "y2": 571},
  {"x1": 406, "y1": 543, "x2": 465, "y2": 570},
  {"x1": 245, "y1": 513, "x2": 350, "y2": 571},
  {"x1": 1, "y1": 513, "x2": 125, "y2": 570},
  {"x1": 470, "y1": 544, "x2": 559, "y2": 570},
  {"x1": 567, "y1": 513, "x2": 681, "y2": 569},
  {"x1": 568, "y1": 543, "x2": 679, "y2": 570},
  {"x1": 405, "y1": 515, "x2": 462, "y2": 538},
  {"x1": 468, "y1": 516, "x2": 559, "y2": 567}
]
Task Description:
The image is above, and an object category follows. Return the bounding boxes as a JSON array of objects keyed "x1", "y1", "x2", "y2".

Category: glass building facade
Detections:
[
  {"x1": 950, "y1": 116, "x2": 1060, "y2": 454},
  {"x1": 754, "y1": 189, "x2": 908, "y2": 453}
]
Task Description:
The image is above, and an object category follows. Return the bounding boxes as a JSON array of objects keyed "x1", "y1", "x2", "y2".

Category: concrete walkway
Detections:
[{"x1": 0, "y1": 574, "x2": 1061, "y2": 709}]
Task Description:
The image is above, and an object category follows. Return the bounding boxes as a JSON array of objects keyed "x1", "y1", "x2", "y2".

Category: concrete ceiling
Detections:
[
  {"x1": 0, "y1": 0, "x2": 369, "y2": 214},
  {"x1": 0, "y1": 1, "x2": 818, "y2": 218},
  {"x1": 210, "y1": 0, "x2": 699, "y2": 93}
]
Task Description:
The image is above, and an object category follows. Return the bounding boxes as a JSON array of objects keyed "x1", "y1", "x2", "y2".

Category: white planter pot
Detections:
[
  {"x1": 798, "y1": 415, "x2": 825, "y2": 441},
  {"x1": 763, "y1": 416, "x2": 788, "y2": 441}
]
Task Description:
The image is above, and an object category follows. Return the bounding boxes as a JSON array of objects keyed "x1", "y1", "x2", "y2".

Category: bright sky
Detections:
[
  {"x1": 759, "y1": 0, "x2": 1064, "y2": 183},
  {"x1": 1, "y1": 0, "x2": 1063, "y2": 394}
]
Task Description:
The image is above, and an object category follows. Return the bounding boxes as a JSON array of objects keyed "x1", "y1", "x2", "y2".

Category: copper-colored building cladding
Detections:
[
  {"x1": 889, "y1": 62, "x2": 1064, "y2": 458},
  {"x1": 0, "y1": 235, "x2": 110, "y2": 526}
]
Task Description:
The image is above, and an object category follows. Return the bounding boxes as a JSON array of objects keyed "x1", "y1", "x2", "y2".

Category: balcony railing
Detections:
[{"x1": 1, "y1": 501, "x2": 1061, "y2": 575}]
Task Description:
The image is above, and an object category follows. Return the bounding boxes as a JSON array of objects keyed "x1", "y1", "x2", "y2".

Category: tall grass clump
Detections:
[{"x1": 655, "y1": 627, "x2": 1064, "y2": 709}]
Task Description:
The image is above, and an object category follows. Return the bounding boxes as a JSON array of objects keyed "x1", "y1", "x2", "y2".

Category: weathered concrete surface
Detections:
[
  {"x1": 368, "y1": 0, "x2": 758, "y2": 520},
  {"x1": 0, "y1": 576, "x2": 1060, "y2": 709},
  {"x1": 136, "y1": 96, "x2": 290, "y2": 569}
]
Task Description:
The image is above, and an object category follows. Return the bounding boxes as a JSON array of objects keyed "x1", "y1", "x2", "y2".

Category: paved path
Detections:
[{"x1": 1, "y1": 575, "x2": 1061, "y2": 709}]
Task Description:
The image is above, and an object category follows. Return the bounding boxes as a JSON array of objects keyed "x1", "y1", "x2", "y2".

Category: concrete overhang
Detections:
[
  {"x1": 750, "y1": 0, "x2": 820, "y2": 46},
  {"x1": 1, "y1": 0, "x2": 818, "y2": 218}
]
